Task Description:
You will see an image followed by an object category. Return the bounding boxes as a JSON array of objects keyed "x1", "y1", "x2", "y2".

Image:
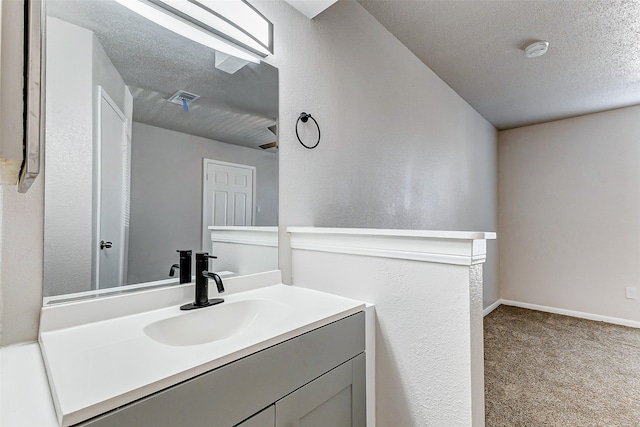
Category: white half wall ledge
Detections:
[
  {"x1": 288, "y1": 227, "x2": 490, "y2": 425},
  {"x1": 283, "y1": 0, "x2": 338, "y2": 19},
  {"x1": 287, "y1": 227, "x2": 496, "y2": 266},
  {"x1": 209, "y1": 226, "x2": 278, "y2": 247}
]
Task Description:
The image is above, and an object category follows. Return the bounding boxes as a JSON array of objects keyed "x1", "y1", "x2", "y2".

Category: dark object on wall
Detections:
[{"x1": 296, "y1": 112, "x2": 321, "y2": 149}]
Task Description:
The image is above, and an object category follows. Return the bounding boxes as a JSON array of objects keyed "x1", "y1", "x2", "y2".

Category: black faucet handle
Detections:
[
  {"x1": 195, "y1": 252, "x2": 216, "y2": 258},
  {"x1": 169, "y1": 263, "x2": 180, "y2": 277}
]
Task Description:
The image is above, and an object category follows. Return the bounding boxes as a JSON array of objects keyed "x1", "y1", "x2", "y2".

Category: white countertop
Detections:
[
  {"x1": 39, "y1": 282, "x2": 365, "y2": 426},
  {"x1": 0, "y1": 343, "x2": 58, "y2": 427}
]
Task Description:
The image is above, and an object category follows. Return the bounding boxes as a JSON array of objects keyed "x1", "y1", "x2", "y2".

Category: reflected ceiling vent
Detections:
[
  {"x1": 167, "y1": 90, "x2": 200, "y2": 112},
  {"x1": 259, "y1": 141, "x2": 278, "y2": 150},
  {"x1": 260, "y1": 125, "x2": 278, "y2": 149}
]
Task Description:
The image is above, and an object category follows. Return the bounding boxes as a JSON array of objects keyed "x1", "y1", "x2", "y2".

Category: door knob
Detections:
[{"x1": 100, "y1": 240, "x2": 113, "y2": 249}]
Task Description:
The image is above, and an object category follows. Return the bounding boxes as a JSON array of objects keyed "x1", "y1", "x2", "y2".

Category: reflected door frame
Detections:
[
  {"x1": 201, "y1": 158, "x2": 257, "y2": 253},
  {"x1": 94, "y1": 86, "x2": 131, "y2": 290}
]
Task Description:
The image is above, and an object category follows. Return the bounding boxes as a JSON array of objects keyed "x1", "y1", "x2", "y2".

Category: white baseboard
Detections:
[
  {"x1": 499, "y1": 299, "x2": 640, "y2": 329},
  {"x1": 483, "y1": 299, "x2": 503, "y2": 317}
]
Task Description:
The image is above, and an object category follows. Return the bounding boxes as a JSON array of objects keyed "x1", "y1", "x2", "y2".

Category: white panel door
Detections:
[
  {"x1": 202, "y1": 159, "x2": 255, "y2": 252},
  {"x1": 97, "y1": 89, "x2": 130, "y2": 289}
]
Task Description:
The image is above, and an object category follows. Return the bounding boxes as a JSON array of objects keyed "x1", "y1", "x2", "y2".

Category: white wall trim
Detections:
[
  {"x1": 482, "y1": 299, "x2": 502, "y2": 317},
  {"x1": 497, "y1": 299, "x2": 640, "y2": 329},
  {"x1": 287, "y1": 227, "x2": 495, "y2": 266},
  {"x1": 209, "y1": 226, "x2": 277, "y2": 247}
]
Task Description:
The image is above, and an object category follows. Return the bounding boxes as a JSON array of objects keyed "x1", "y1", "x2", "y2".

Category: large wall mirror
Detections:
[{"x1": 43, "y1": 0, "x2": 278, "y2": 302}]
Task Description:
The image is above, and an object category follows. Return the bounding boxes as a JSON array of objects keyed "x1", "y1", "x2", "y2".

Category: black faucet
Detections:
[
  {"x1": 180, "y1": 252, "x2": 225, "y2": 310},
  {"x1": 169, "y1": 250, "x2": 192, "y2": 284}
]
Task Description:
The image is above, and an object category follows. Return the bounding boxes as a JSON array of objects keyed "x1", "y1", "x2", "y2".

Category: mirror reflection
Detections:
[{"x1": 43, "y1": 0, "x2": 278, "y2": 301}]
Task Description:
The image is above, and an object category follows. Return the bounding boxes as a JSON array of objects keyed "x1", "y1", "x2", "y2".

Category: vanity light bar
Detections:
[
  {"x1": 199, "y1": 0, "x2": 271, "y2": 49},
  {"x1": 151, "y1": 0, "x2": 273, "y2": 58},
  {"x1": 113, "y1": 0, "x2": 262, "y2": 63}
]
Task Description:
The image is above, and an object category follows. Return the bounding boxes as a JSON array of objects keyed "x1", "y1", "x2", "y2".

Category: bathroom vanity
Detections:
[
  {"x1": 37, "y1": 272, "x2": 367, "y2": 427},
  {"x1": 81, "y1": 313, "x2": 364, "y2": 427}
]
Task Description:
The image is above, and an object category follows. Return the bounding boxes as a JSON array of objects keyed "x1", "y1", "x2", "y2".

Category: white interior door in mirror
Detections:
[
  {"x1": 202, "y1": 159, "x2": 255, "y2": 252},
  {"x1": 97, "y1": 88, "x2": 131, "y2": 289}
]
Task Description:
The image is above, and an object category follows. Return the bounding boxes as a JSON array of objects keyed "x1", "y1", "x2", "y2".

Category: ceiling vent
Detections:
[
  {"x1": 167, "y1": 90, "x2": 200, "y2": 107},
  {"x1": 259, "y1": 141, "x2": 278, "y2": 150},
  {"x1": 260, "y1": 125, "x2": 278, "y2": 149}
]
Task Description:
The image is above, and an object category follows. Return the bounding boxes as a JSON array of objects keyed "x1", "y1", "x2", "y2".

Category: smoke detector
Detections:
[{"x1": 524, "y1": 41, "x2": 549, "y2": 58}]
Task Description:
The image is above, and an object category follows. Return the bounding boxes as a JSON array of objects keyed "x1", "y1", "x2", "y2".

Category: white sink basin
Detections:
[
  {"x1": 144, "y1": 298, "x2": 294, "y2": 346},
  {"x1": 39, "y1": 279, "x2": 366, "y2": 427}
]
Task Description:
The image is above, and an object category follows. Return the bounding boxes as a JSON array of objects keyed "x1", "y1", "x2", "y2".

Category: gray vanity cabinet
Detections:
[
  {"x1": 235, "y1": 406, "x2": 275, "y2": 427},
  {"x1": 275, "y1": 353, "x2": 366, "y2": 427},
  {"x1": 235, "y1": 353, "x2": 365, "y2": 427},
  {"x1": 78, "y1": 312, "x2": 365, "y2": 427},
  {"x1": 236, "y1": 353, "x2": 366, "y2": 427}
]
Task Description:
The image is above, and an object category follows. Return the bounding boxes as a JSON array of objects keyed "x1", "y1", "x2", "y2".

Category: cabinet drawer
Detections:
[{"x1": 79, "y1": 312, "x2": 365, "y2": 427}]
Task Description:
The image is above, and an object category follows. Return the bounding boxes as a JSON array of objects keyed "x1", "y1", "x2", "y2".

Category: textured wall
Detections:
[
  {"x1": 291, "y1": 249, "x2": 476, "y2": 426},
  {"x1": 499, "y1": 105, "x2": 640, "y2": 322},
  {"x1": 469, "y1": 264, "x2": 485, "y2": 425},
  {"x1": 256, "y1": 0, "x2": 498, "y2": 307},
  {"x1": 0, "y1": 181, "x2": 44, "y2": 346},
  {"x1": 43, "y1": 18, "x2": 94, "y2": 297},
  {"x1": 0, "y1": 0, "x2": 44, "y2": 347},
  {"x1": 91, "y1": 36, "x2": 130, "y2": 116},
  {"x1": 127, "y1": 123, "x2": 278, "y2": 284},
  {"x1": 44, "y1": 18, "x2": 131, "y2": 297}
]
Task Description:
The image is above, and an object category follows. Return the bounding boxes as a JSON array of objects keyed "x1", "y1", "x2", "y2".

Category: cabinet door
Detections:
[
  {"x1": 235, "y1": 405, "x2": 275, "y2": 427},
  {"x1": 275, "y1": 353, "x2": 366, "y2": 427}
]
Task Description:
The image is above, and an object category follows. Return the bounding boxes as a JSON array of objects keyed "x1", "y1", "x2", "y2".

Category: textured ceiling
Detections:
[
  {"x1": 358, "y1": 0, "x2": 640, "y2": 130},
  {"x1": 47, "y1": 0, "x2": 278, "y2": 149}
]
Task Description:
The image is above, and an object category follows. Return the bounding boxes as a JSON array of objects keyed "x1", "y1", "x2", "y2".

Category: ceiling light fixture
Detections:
[
  {"x1": 524, "y1": 41, "x2": 549, "y2": 58},
  {"x1": 154, "y1": 0, "x2": 272, "y2": 56},
  {"x1": 113, "y1": 0, "x2": 272, "y2": 64}
]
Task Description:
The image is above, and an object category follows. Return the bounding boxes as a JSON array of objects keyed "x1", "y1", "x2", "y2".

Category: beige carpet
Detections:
[{"x1": 484, "y1": 306, "x2": 640, "y2": 427}]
